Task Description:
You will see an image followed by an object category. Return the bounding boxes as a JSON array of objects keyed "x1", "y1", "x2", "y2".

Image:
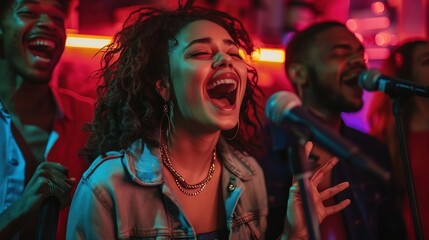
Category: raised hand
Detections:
[{"x1": 281, "y1": 156, "x2": 350, "y2": 239}]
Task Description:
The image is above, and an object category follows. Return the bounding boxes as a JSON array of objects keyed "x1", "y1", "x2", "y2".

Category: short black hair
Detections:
[
  {"x1": 285, "y1": 21, "x2": 347, "y2": 74},
  {"x1": 286, "y1": 0, "x2": 321, "y2": 15}
]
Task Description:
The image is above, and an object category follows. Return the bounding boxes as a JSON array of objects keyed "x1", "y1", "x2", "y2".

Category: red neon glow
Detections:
[
  {"x1": 346, "y1": 17, "x2": 390, "y2": 32},
  {"x1": 346, "y1": 19, "x2": 358, "y2": 32},
  {"x1": 65, "y1": 33, "x2": 112, "y2": 49},
  {"x1": 365, "y1": 47, "x2": 390, "y2": 60},
  {"x1": 375, "y1": 32, "x2": 391, "y2": 46},
  {"x1": 65, "y1": 33, "x2": 286, "y2": 63},
  {"x1": 65, "y1": 34, "x2": 387, "y2": 62},
  {"x1": 371, "y1": 2, "x2": 386, "y2": 14},
  {"x1": 251, "y1": 48, "x2": 285, "y2": 63}
]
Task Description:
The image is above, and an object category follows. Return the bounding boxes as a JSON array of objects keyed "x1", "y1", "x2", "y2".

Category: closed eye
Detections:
[
  {"x1": 18, "y1": 10, "x2": 37, "y2": 18},
  {"x1": 188, "y1": 51, "x2": 212, "y2": 59},
  {"x1": 190, "y1": 51, "x2": 209, "y2": 56},
  {"x1": 331, "y1": 50, "x2": 352, "y2": 59},
  {"x1": 52, "y1": 15, "x2": 65, "y2": 25},
  {"x1": 229, "y1": 53, "x2": 243, "y2": 60}
]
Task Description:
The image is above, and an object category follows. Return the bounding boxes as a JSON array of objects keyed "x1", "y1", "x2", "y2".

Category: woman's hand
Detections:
[{"x1": 281, "y1": 149, "x2": 351, "y2": 239}]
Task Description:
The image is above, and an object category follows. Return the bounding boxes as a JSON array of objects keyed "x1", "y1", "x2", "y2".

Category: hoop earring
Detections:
[
  {"x1": 159, "y1": 101, "x2": 172, "y2": 141},
  {"x1": 224, "y1": 120, "x2": 239, "y2": 141}
]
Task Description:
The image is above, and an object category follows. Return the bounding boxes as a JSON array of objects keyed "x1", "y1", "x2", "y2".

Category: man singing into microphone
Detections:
[{"x1": 262, "y1": 21, "x2": 406, "y2": 239}]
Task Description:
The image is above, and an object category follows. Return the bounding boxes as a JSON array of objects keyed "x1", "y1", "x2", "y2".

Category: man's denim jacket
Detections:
[{"x1": 67, "y1": 138, "x2": 268, "y2": 239}]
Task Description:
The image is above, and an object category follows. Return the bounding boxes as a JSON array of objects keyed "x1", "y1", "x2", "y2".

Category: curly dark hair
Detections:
[{"x1": 81, "y1": 2, "x2": 264, "y2": 161}]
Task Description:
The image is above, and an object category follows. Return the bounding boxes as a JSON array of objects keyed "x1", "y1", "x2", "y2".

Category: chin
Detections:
[
  {"x1": 25, "y1": 72, "x2": 52, "y2": 84},
  {"x1": 214, "y1": 119, "x2": 239, "y2": 131}
]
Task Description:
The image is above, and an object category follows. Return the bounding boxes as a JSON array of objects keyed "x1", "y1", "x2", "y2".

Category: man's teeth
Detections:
[
  {"x1": 207, "y1": 79, "x2": 237, "y2": 90},
  {"x1": 27, "y1": 39, "x2": 56, "y2": 50}
]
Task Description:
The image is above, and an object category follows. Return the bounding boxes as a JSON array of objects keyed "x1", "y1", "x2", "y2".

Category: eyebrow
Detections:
[
  {"x1": 20, "y1": 0, "x2": 42, "y2": 6},
  {"x1": 20, "y1": 0, "x2": 65, "y2": 12},
  {"x1": 183, "y1": 37, "x2": 238, "y2": 50}
]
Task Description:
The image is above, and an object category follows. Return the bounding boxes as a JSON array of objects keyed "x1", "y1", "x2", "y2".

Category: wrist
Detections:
[{"x1": 0, "y1": 202, "x2": 28, "y2": 237}]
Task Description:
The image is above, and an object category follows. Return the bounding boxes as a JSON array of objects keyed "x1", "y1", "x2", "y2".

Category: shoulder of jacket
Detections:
[{"x1": 82, "y1": 151, "x2": 125, "y2": 181}]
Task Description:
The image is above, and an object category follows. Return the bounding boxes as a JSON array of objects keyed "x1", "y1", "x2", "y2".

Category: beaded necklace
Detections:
[{"x1": 160, "y1": 139, "x2": 216, "y2": 196}]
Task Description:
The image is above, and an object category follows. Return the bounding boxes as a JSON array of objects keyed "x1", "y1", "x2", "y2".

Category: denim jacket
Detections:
[{"x1": 67, "y1": 138, "x2": 268, "y2": 239}]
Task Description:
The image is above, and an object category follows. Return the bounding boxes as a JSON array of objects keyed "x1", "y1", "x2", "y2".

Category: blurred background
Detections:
[{"x1": 56, "y1": 0, "x2": 429, "y2": 132}]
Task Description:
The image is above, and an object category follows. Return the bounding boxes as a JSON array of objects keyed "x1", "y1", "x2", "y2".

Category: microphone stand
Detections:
[
  {"x1": 35, "y1": 196, "x2": 60, "y2": 240},
  {"x1": 287, "y1": 129, "x2": 320, "y2": 240},
  {"x1": 392, "y1": 97, "x2": 423, "y2": 240}
]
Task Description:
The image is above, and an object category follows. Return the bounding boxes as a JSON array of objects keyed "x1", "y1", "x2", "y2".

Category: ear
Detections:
[
  {"x1": 287, "y1": 63, "x2": 308, "y2": 86},
  {"x1": 287, "y1": 63, "x2": 308, "y2": 98},
  {"x1": 154, "y1": 79, "x2": 170, "y2": 101}
]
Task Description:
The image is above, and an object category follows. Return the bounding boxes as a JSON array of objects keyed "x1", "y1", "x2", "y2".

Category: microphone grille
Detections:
[
  {"x1": 265, "y1": 91, "x2": 302, "y2": 125},
  {"x1": 359, "y1": 69, "x2": 381, "y2": 91}
]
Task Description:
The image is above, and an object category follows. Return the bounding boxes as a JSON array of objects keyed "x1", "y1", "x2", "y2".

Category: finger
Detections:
[
  {"x1": 319, "y1": 181, "x2": 349, "y2": 201},
  {"x1": 288, "y1": 182, "x2": 300, "y2": 196},
  {"x1": 39, "y1": 162, "x2": 68, "y2": 175},
  {"x1": 42, "y1": 164, "x2": 73, "y2": 187},
  {"x1": 324, "y1": 199, "x2": 351, "y2": 217},
  {"x1": 43, "y1": 179, "x2": 55, "y2": 198},
  {"x1": 67, "y1": 177, "x2": 76, "y2": 186},
  {"x1": 310, "y1": 157, "x2": 339, "y2": 185},
  {"x1": 304, "y1": 141, "x2": 313, "y2": 158},
  {"x1": 50, "y1": 174, "x2": 73, "y2": 195},
  {"x1": 41, "y1": 170, "x2": 70, "y2": 190},
  {"x1": 47, "y1": 178, "x2": 73, "y2": 209},
  {"x1": 37, "y1": 164, "x2": 70, "y2": 189}
]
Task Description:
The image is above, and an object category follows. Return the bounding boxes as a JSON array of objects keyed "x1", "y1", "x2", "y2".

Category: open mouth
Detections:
[
  {"x1": 207, "y1": 76, "x2": 238, "y2": 108},
  {"x1": 26, "y1": 38, "x2": 56, "y2": 63},
  {"x1": 342, "y1": 69, "x2": 365, "y2": 87},
  {"x1": 343, "y1": 75, "x2": 359, "y2": 87}
]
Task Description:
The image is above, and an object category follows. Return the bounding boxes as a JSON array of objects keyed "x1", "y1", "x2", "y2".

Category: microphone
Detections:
[
  {"x1": 36, "y1": 196, "x2": 60, "y2": 240},
  {"x1": 359, "y1": 69, "x2": 429, "y2": 98},
  {"x1": 265, "y1": 91, "x2": 390, "y2": 182}
]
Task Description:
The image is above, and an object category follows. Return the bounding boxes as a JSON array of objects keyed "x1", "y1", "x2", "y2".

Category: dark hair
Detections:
[
  {"x1": 81, "y1": 3, "x2": 263, "y2": 161},
  {"x1": 286, "y1": 0, "x2": 321, "y2": 15},
  {"x1": 0, "y1": 0, "x2": 71, "y2": 19},
  {"x1": 285, "y1": 21, "x2": 347, "y2": 88},
  {"x1": 382, "y1": 39, "x2": 428, "y2": 80}
]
